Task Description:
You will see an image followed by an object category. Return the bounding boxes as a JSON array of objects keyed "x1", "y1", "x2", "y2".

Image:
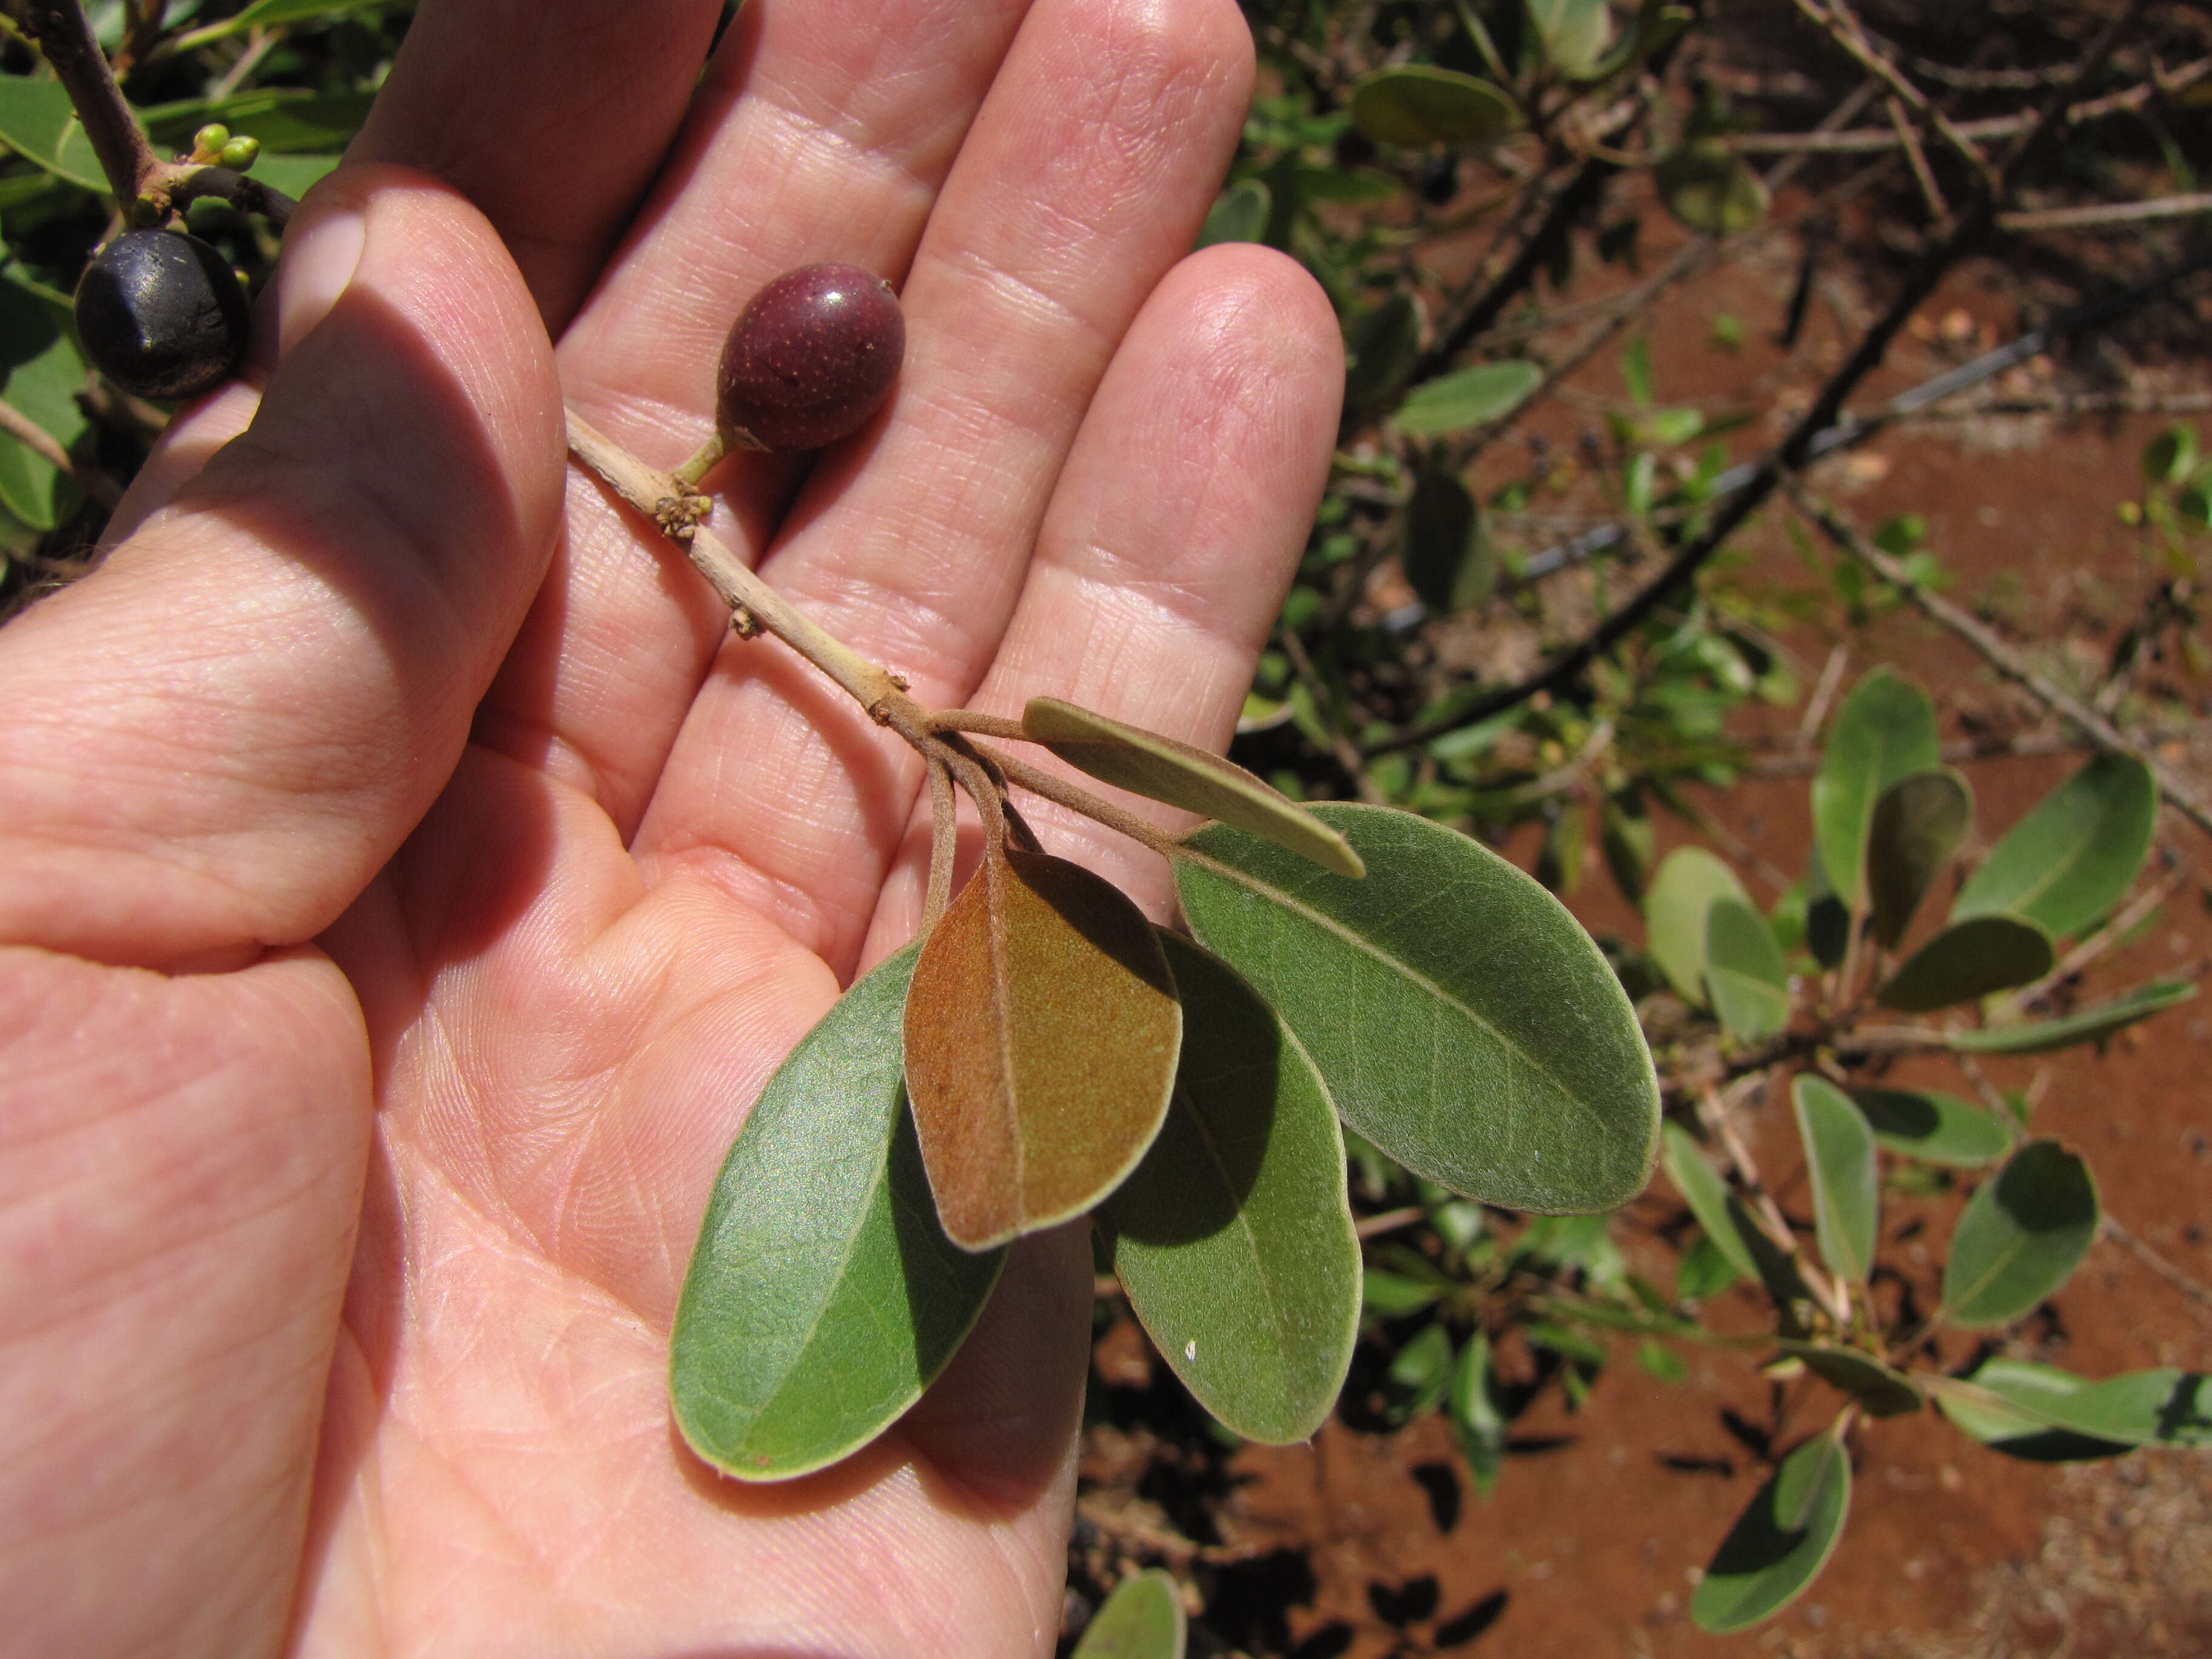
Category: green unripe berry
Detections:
[
  {"x1": 192, "y1": 122, "x2": 230, "y2": 157},
  {"x1": 218, "y1": 135, "x2": 260, "y2": 172}
]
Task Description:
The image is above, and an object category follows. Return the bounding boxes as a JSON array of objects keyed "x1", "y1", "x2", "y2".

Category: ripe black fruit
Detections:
[
  {"x1": 75, "y1": 230, "x2": 250, "y2": 401},
  {"x1": 716, "y1": 263, "x2": 904, "y2": 454}
]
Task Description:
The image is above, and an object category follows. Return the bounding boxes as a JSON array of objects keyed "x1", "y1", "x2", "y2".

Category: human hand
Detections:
[{"x1": 0, "y1": 1, "x2": 1341, "y2": 1653}]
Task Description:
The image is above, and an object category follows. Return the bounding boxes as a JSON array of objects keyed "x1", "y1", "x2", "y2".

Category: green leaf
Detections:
[
  {"x1": 1350, "y1": 65, "x2": 1522, "y2": 147},
  {"x1": 1948, "y1": 979, "x2": 2197, "y2": 1054},
  {"x1": 671, "y1": 946, "x2": 1005, "y2": 1481},
  {"x1": 1940, "y1": 1139, "x2": 2099, "y2": 1329},
  {"x1": 1951, "y1": 754, "x2": 2156, "y2": 941},
  {"x1": 1812, "y1": 668, "x2": 1939, "y2": 913},
  {"x1": 1526, "y1": 0, "x2": 1615, "y2": 75},
  {"x1": 1450, "y1": 1332, "x2": 1507, "y2": 1495},
  {"x1": 1344, "y1": 290, "x2": 1423, "y2": 411},
  {"x1": 1176, "y1": 803, "x2": 1660, "y2": 1212},
  {"x1": 1660, "y1": 1122, "x2": 1762, "y2": 1284},
  {"x1": 1866, "y1": 769, "x2": 1971, "y2": 948},
  {"x1": 1675, "y1": 1233, "x2": 1743, "y2": 1300},
  {"x1": 1932, "y1": 1359, "x2": 2212, "y2": 1460},
  {"x1": 1621, "y1": 333, "x2": 1655, "y2": 407},
  {"x1": 1791, "y1": 1077, "x2": 1877, "y2": 1285},
  {"x1": 1644, "y1": 846, "x2": 1750, "y2": 1005},
  {"x1": 1704, "y1": 897, "x2": 1790, "y2": 1041},
  {"x1": 1196, "y1": 177, "x2": 1270, "y2": 248},
  {"x1": 1403, "y1": 469, "x2": 1493, "y2": 612},
  {"x1": 1876, "y1": 914, "x2": 2056, "y2": 1011},
  {"x1": 245, "y1": 152, "x2": 341, "y2": 199},
  {"x1": 1656, "y1": 142, "x2": 1769, "y2": 236},
  {"x1": 2143, "y1": 423, "x2": 2199, "y2": 485},
  {"x1": 905, "y1": 846, "x2": 1182, "y2": 1249},
  {"x1": 1690, "y1": 1426, "x2": 1852, "y2": 1634},
  {"x1": 1073, "y1": 1569, "x2": 1187, "y2": 1659},
  {"x1": 1848, "y1": 1087, "x2": 2012, "y2": 1166},
  {"x1": 1024, "y1": 697, "x2": 1363, "y2": 879},
  {"x1": 0, "y1": 275, "x2": 87, "y2": 529},
  {"x1": 1777, "y1": 1341, "x2": 1922, "y2": 1417},
  {"x1": 215, "y1": 0, "x2": 384, "y2": 32},
  {"x1": 0, "y1": 75, "x2": 111, "y2": 193},
  {"x1": 1363, "y1": 1266, "x2": 1446, "y2": 1318},
  {"x1": 1393, "y1": 359, "x2": 1544, "y2": 436},
  {"x1": 146, "y1": 88, "x2": 375, "y2": 153},
  {"x1": 1101, "y1": 935, "x2": 1359, "y2": 1445},
  {"x1": 1387, "y1": 1321, "x2": 1455, "y2": 1420},
  {"x1": 1805, "y1": 842, "x2": 1851, "y2": 970}
]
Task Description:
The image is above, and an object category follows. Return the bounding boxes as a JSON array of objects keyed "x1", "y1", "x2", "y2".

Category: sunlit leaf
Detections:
[
  {"x1": 0, "y1": 74, "x2": 112, "y2": 192},
  {"x1": 1948, "y1": 979, "x2": 2197, "y2": 1054},
  {"x1": 1644, "y1": 846, "x2": 1750, "y2": 1005},
  {"x1": 671, "y1": 946, "x2": 1004, "y2": 1481},
  {"x1": 1364, "y1": 1266, "x2": 1446, "y2": 1318},
  {"x1": 1197, "y1": 177, "x2": 1270, "y2": 248},
  {"x1": 1940, "y1": 1140, "x2": 2099, "y2": 1329},
  {"x1": 1812, "y1": 669, "x2": 1939, "y2": 914},
  {"x1": 1073, "y1": 1569, "x2": 1187, "y2": 1659},
  {"x1": 906, "y1": 846, "x2": 1181, "y2": 1249},
  {"x1": 1176, "y1": 803, "x2": 1660, "y2": 1212},
  {"x1": 1791, "y1": 1077, "x2": 1877, "y2": 1284},
  {"x1": 244, "y1": 152, "x2": 341, "y2": 197},
  {"x1": 1932, "y1": 1358, "x2": 2211, "y2": 1462},
  {"x1": 1403, "y1": 469, "x2": 1493, "y2": 612},
  {"x1": 1024, "y1": 697, "x2": 1363, "y2": 878},
  {"x1": 1451, "y1": 1332, "x2": 1507, "y2": 1496},
  {"x1": 1387, "y1": 1321, "x2": 1455, "y2": 1420},
  {"x1": 1660, "y1": 1121, "x2": 1762, "y2": 1284},
  {"x1": 2143, "y1": 423, "x2": 2199, "y2": 484},
  {"x1": 1777, "y1": 1341, "x2": 1922, "y2": 1417},
  {"x1": 1951, "y1": 754, "x2": 2156, "y2": 941},
  {"x1": 1526, "y1": 0, "x2": 1615, "y2": 75},
  {"x1": 145, "y1": 87, "x2": 375, "y2": 153},
  {"x1": 1876, "y1": 914, "x2": 2054, "y2": 1011},
  {"x1": 1656, "y1": 142, "x2": 1769, "y2": 236},
  {"x1": 1101, "y1": 935, "x2": 1359, "y2": 1445},
  {"x1": 1350, "y1": 65, "x2": 1522, "y2": 147},
  {"x1": 1704, "y1": 897, "x2": 1789, "y2": 1041},
  {"x1": 1690, "y1": 1426, "x2": 1852, "y2": 1633},
  {"x1": 1848, "y1": 1087, "x2": 2012, "y2": 1166},
  {"x1": 1866, "y1": 769, "x2": 1971, "y2": 948},
  {"x1": 1393, "y1": 360, "x2": 1544, "y2": 436},
  {"x1": 0, "y1": 275, "x2": 87, "y2": 529}
]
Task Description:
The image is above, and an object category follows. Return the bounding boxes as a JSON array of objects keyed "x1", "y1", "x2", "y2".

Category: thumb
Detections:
[{"x1": 0, "y1": 166, "x2": 565, "y2": 969}]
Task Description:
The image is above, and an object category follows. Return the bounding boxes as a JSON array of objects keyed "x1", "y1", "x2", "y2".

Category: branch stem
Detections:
[{"x1": 2, "y1": 0, "x2": 159, "y2": 207}]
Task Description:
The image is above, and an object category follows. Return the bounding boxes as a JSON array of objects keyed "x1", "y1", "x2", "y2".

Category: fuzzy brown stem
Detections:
[
  {"x1": 922, "y1": 759, "x2": 957, "y2": 934},
  {"x1": 970, "y1": 742, "x2": 1185, "y2": 861}
]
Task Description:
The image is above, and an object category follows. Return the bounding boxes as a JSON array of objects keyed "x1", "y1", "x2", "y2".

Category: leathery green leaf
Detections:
[
  {"x1": 1196, "y1": 177, "x2": 1270, "y2": 248},
  {"x1": 1940, "y1": 1139, "x2": 2099, "y2": 1329},
  {"x1": 1932, "y1": 1358, "x2": 2211, "y2": 1460},
  {"x1": 1704, "y1": 897, "x2": 1790, "y2": 1041},
  {"x1": 1176, "y1": 803, "x2": 1660, "y2": 1212},
  {"x1": 1527, "y1": 0, "x2": 1615, "y2": 74},
  {"x1": 1777, "y1": 1341, "x2": 1922, "y2": 1417},
  {"x1": 1867, "y1": 769, "x2": 1971, "y2": 947},
  {"x1": 1451, "y1": 1332, "x2": 1507, "y2": 1496},
  {"x1": 1848, "y1": 1087, "x2": 2012, "y2": 1166},
  {"x1": 1876, "y1": 914, "x2": 2054, "y2": 1012},
  {"x1": 0, "y1": 75, "x2": 110, "y2": 192},
  {"x1": 1791, "y1": 1076, "x2": 1877, "y2": 1285},
  {"x1": 1659, "y1": 1121, "x2": 1761, "y2": 1284},
  {"x1": 1952, "y1": 754, "x2": 2156, "y2": 940},
  {"x1": 671, "y1": 946, "x2": 1005, "y2": 1481},
  {"x1": 1394, "y1": 360, "x2": 1544, "y2": 437},
  {"x1": 1950, "y1": 979, "x2": 2195, "y2": 1054},
  {"x1": 0, "y1": 276, "x2": 87, "y2": 530},
  {"x1": 1101, "y1": 935, "x2": 1359, "y2": 1445},
  {"x1": 1023, "y1": 697, "x2": 1362, "y2": 879},
  {"x1": 905, "y1": 846, "x2": 1182, "y2": 1250},
  {"x1": 1403, "y1": 469, "x2": 1493, "y2": 613},
  {"x1": 1073, "y1": 1570, "x2": 1187, "y2": 1659},
  {"x1": 1350, "y1": 64, "x2": 1522, "y2": 147},
  {"x1": 1812, "y1": 669, "x2": 1939, "y2": 914},
  {"x1": 1691, "y1": 1424, "x2": 1852, "y2": 1633},
  {"x1": 1644, "y1": 846, "x2": 1750, "y2": 1005}
]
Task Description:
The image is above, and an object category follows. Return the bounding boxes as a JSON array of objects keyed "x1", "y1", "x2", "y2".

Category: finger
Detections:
[
  {"x1": 0, "y1": 168, "x2": 563, "y2": 969},
  {"x1": 864, "y1": 245, "x2": 1344, "y2": 954},
  {"x1": 350, "y1": 0, "x2": 728, "y2": 329},
  {"x1": 629, "y1": 0, "x2": 1257, "y2": 970},
  {"x1": 472, "y1": 0, "x2": 1037, "y2": 831}
]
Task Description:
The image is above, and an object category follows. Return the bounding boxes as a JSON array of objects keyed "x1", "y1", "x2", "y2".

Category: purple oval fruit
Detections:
[{"x1": 716, "y1": 263, "x2": 905, "y2": 454}]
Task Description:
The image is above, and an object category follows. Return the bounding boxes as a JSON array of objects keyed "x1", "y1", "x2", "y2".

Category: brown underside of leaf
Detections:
[{"x1": 904, "y1": 845, "x2": 1182, "y2": 1250}]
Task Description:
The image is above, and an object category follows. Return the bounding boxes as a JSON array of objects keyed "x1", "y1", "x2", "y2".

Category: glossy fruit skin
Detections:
[
  {"x1": 75, "y1": 230, "x2": 250, "y2": 401},
  {"x1": 716, "y1": 263, "x2": 905, "y2": 454}
]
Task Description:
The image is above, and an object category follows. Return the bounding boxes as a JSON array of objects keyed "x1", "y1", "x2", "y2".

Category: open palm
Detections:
[{"x1": 0, "y1": 0, "x2": 1341, "y2": 1654}]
